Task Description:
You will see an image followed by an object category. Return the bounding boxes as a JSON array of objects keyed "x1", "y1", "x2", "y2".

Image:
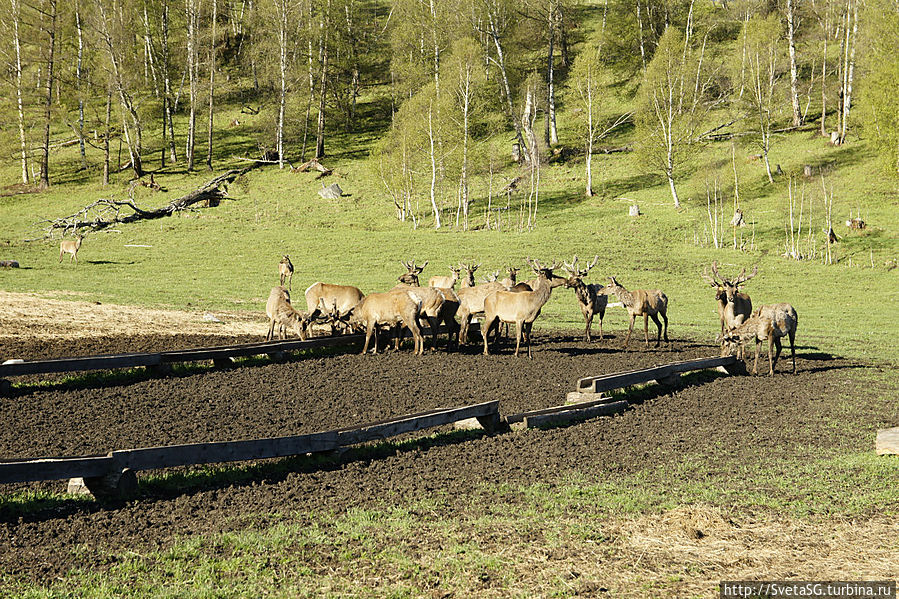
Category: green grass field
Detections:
[{"x1": 1, "y1": 85, "x2": 898, "y2": 597}]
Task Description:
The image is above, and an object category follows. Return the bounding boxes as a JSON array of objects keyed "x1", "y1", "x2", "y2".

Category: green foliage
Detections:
[{"x1": 858, "y1": 0, "x2": 899, "y2": 178}]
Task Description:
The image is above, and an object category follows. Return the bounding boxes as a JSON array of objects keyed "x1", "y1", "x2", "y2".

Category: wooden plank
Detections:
[
  {"x1": 576, "y1": 355, "x2": 736, "y2": 393},
  {"x1": 876, "y1": 427, "x2": 899, "y2": 455},
  {"x1": 523, "y1": 401, "x2": 629, "y2": 429},
  {"x1": 565, "y1": 391, "x2": 620, "y2": 404},
  {"x1": 0, "y1": 455, "x2": 114, "y2": 484},
  {"x1": 509, "y1": 395, "x2": 620, "y2": 424},
  {"x1": 336, "y1": 400, "x2": 499, "y2": 446},
  {"x1": 159, "y1": 334, "x2": 365, "y2": 362},
  {"x1": 0, "y1": 353, "x2": 162, "y2": 377},
  {"x1": 113, "y1": 431, "x2": 340, "y2": 471}
]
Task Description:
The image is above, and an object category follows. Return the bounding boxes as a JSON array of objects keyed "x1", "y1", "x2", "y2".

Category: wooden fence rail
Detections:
[
  {"x1": 0, "y1": 400, "x2": 499, "y2": 495},
  {"x1": 576, "y1": 355, "x2": 739, "y2": 394}
]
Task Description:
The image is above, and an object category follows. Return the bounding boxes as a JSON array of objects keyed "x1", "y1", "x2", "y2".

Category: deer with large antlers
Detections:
[
  {"x1": 499, "y1": 266, "x2": 520, "y2": 289},
  {"x1": 602, "y1": 277, "x2": 669, "y2": 348},
  {"x1": 481, "y1": 258, "x2": 560, "y2": 357},
  {"x1": 722, "y1": 303, "x2": 798, "y2": 375},
  {"x1": 305, "y1": 282, "x2": 365, "y2": 335},
  {"x1": 396, "y1": 259, "x2": 453, "y2": 350},
  {"x1": 701, "y1": 261, "x2": 757, "y2": 335},
  {"x1": 562, "y1": 255, "x2": 608, "y2": 342}
]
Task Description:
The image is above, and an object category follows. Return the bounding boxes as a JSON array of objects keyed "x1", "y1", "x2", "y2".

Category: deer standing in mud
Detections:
[
  {"x1": 335, "y1": 290, "x2": 425, "y2": 355},
  {"x1": 59, "y1": 235, "x2": 84, "y2": 264},
  {"x1": 603, "y1": 277, "x2": 669, "y2": 348},
  {"x1": 396, "y1": 259, "x2": 454, "y2": 350},
  {"x1": 481, "y1": 258, "x2": 560, "y2": 357},
  {"x1": 722, "y1": 303, "x2": 798, "y2": 376},
  {"x1": 561, "y1": 255, "x2": 607, "y2": 342},
  {"x1": 701, "y1": 261, "x2": 756, "y2": 335},
  {"x1": 265, "y1": 286, "x2": 318, "y2": 341}
]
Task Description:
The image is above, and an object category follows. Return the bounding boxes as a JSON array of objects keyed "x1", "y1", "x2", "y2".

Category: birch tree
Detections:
[
  {"x1": 635, "y1": 26, "x2": 705, "y2": 208},
  {"x1": 38, "y1": 0, "x2": 58, "y2": 189}
]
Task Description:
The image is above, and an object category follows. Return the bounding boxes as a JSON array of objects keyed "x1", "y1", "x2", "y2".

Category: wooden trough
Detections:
[{"x1": 0, "y1": 400, "x2": 500, "y2": 499}]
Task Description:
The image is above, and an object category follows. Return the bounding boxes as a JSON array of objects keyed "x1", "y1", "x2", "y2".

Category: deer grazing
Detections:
[
  {"x1": 265, "y1": 286, "x2": 318, "y2": 341},
  {"x1": 701, "y1": 261, "x2": 757, "y2": 334},
  {"x1": 561, "y1": 255, "x2": 607, "y2": 342},
  {"x1": 396, "y1": 260, "x2": 451, "y2": 349},
  {"x1": 481, "y1": 258, "x2": 560, "y2": 357},
  {"x1": 722, "y1": 303, "x2": 798, "y2": 376},
  {"x1": 59, "y1": 235, "x2": 84, "y2": 264},
  {"x1": 428, "y1": 265, "x2": 462, "y2": 289},
  {"x1": 336, "y1": 290, "x2": 425, "y2": 355},
  {"x1": 602, "y1": 276, "x2": 669, "y2": 348},
  {"x1": 279, "y1": 255, "x2": 294, "y2": 289},
  {"x1": 304, "y1": 281, "x2": 365, "y2": 335}
]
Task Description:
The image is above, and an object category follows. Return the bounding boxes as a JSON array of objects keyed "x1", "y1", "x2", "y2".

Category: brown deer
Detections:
[
  {"x1": 396, "y1": 260, "x2": 449, "y2": 350},
  {"x1": 481, "y1": 258, "x2": 560, "y2": 357},
  {"x1": 59, "y1": 235, "x2": 84, "y2": 264},
  {"x1": 428, "y1": 265, "x2": 462, "y2": 289},
  {"x1": 265, "y1": 286, "x2": 318, "y2": 341},
  {"x1": 701, "y1": 261, "x2": 757, "y2": 335},
  {"x1": 279, "y1": 255, "x2": 294, "y2": 289},
  {"x1": 456, "y1": 277, "x2": 505, "y2": 344},
  {"x1": 722, "y1": 303, "x2": 798, "y2": 375},
  {"x1": 499, "y1": 266, "x2": 520, "y2": 289},
  {"x1": 304, "y1": 282, "x2": 365, "y2": 335},
  {"x1": 561, "y1": 255, "x2": 608, "y2": 342},
  {"x1": 602, "y1": 276, "x2": 669, "y2": 348},
  {"x1": 337, "y1": 290, "x2": 425, "y2": 355},
  {"x1": 460, "y1": 262, "x2": 480, "y2": 288}
]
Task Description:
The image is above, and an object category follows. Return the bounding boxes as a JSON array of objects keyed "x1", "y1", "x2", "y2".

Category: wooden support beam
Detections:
[
  {"x1": 511, "y1": 395, "x2": 620, "y2": 425},
  {"x1": 0, "y1": 454, "x2": 114, "y2": 484},
  {"x1": 876, "y1": 427, "x2": 899, "y2": 455},
  {"x1": 523, "y1": 400, "x2": 628, "y2": 429},
  {"x1": 577, "y1": 355, "x2": 736, "y2": 393},
  {"x1": 336, "y1": 401, "x2": 499, "y2": 446}
]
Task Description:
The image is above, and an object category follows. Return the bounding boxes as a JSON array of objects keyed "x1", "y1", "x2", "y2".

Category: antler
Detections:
[
  {"x1": 585, "y1": 255, "x2": 599, "y2": 272},
  {"x1": 734, "y1": 264, "x2": 758, "y2": 286},
  {"x1": 709, "y1": 261, "x2": 726, "y2": 285},
  {"x1": 700, "y1": 266, "x2": 718, "y2": 287}
]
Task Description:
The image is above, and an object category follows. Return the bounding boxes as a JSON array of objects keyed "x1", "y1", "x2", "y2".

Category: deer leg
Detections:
[
  {"x1": 524, "y1": 321, "x2": 533, "y2": 358},
  {"x1": 643, "y1": 314, "x2": 650, "y2": 346},
  {"x1": 481, "y1": 315, "x2": 494, "y2": 355},
  {"x1": 583, "y1": 306, "x2": 593, "y2": 342},
  {"x1": 789, "y1": 331, "x2": 797, "y2": 373},
  {"x1": 753, "y1": 339, "x2": 761, "y2": 375},
  {"x1": 59, "y1": 250, "x2": 63, "y2": 263},
  {"x1": 661, "y1": 310, "x2": 669, "y2": 342},
  {"x1": 624, "y1": 314, "x2": 635, "y2": 348},
  {"x1": 771, "y1": 337, "x2": 783, "y2": 376},
  {"x1": 427, "y1": 316, "x2": 440, "y2": 350},
  {"x1": 598, "y1": 308, "x2": 605, "y2": 341},
  {"x1": 650, "y1": 313, "x2": 662, "y2": 347},
  {"x1": 513, "y1": 321, "x2": 523, "y2": 357},
  {"x1": 266, "y1": 319, "x2": 276, "y2": 341},
  {"x1": 459, "y1": 311, "x2": 471, "y2": 345}
]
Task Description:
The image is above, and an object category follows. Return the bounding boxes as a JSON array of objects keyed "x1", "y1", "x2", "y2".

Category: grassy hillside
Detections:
[{"x1": 1, "y1": 93, "x2": 897, "y2": 364}]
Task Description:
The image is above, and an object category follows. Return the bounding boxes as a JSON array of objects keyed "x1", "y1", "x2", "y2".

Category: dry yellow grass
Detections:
[{"x1": 0, "y1": 290, "x2": 268, "y2": 340}]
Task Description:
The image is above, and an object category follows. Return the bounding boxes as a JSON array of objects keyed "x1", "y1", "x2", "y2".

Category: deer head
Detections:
[
  {"x1": 399, "y1": 259, "x2": 428, "y2": 285},
  {"x1": 526, "y1": 257, "x2": 559, "y2": 281},
  {"x1": 561, "y1": 255, "x2": 598, "y2": 287},
  {"x1": 708, "y1": 261, "x2": 758, "y2": 303},
  {"x1": 460, "y1": 261, "x2": 480, "y2": 287}
]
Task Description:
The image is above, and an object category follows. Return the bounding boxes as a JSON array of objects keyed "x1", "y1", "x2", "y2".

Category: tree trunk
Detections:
[
  {"x1": 487, "y1": 10, "x2": 528, "y2": 163},
  {"x1": 667, "y1": 157, "x2": 680, "y2": 207},
  {"x1": 162, "y1": 0, "x2": 178, "y2": 164},
  {"x1": 839, "y1": 0, "x2": 857, "y2": 144},
  {"x1": 315, "y1": 0, "x2": 330, "y2": 159},
  {"x1": 301, "y1": 0, "x2": 315, "y2": 161},
  {"x1": 75, "y1": 0, "x2": 87, "y2": 170},
  {"x1": 12, "y1": 0, "x2": 28, "y2": 184},
  {"x1": 186, "y1": 0, "x2": 199, "y2": 170},
  {"x1": 277, "y1": 0, "x2": 287, "y2": 168},
  {"x1": 206, "y1": 0, "x2": 217, "y2": 170},
  {"x1": 546, "y1": 1, "x2": 558, "y2": 146},
  {"x1": 786, "y1": 0, "x2": 802, "y2": 127},
  {"x1": 427, "y1": 102, "x2": 441, "y2": 229},
  {"x1": 39, "y1": 0, "x2": 58, "y2": 189},
  {"x1": 585, "y1": 78, "x2": 594, "y2": 197},
  {"x1": 636, "y1": 0, "x2": 646, "y2": 70},
  {"x1": 103, "y1": 92, "x2": 112, "y2": 186},
  {"x1": 821, "y1": 23, "x2": 827, "y2": 136}
]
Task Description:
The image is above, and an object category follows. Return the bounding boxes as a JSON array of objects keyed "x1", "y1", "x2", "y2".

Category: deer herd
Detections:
[{"x1": 264, "y1": 255, "x2": 798, "y2": 375}]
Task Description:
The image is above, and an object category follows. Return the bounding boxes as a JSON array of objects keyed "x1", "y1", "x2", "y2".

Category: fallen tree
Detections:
[{"x1": 38, "y1": 167, "x2": 256, "y2": 235}]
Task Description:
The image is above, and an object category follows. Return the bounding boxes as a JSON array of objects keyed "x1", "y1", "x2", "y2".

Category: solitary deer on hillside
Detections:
[
  {"x1": 722, "y1": 303, "x2": 798, "y2": 376},
  {"x1": 701, "y1": 261, "x2": 756, "y2": 334},
  {"x1": 561, "y1": 255, "x2": 607, "y2": 342},
  {"x1": 279, "y1": 255, "x2": 294, "y2": 289},
  {"x1": 481, "y1": 258, "x2": 560, "y2": 357},
  {"x1": 602, "y1": 276, "x2": 669, "y2": 348},
  {"x1": 59, "y1": 235, "x2": 84, "y2": 264},
  {"x1": 428, "y1": 265, "x2": 462, "y2": 289}
]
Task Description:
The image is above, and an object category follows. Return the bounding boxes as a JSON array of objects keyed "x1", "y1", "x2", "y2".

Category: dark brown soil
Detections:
[{"x1": 0, "y1": 331, "x2": 893, "y2": 583}]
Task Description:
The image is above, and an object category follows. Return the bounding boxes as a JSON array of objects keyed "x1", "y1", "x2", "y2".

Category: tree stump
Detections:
[
  {"x1": 876, "y1": 427, "x2": 899, "y2": 455},
  {"x1": 629, "y1": 205, "x2": 640, "y2": 217}
]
